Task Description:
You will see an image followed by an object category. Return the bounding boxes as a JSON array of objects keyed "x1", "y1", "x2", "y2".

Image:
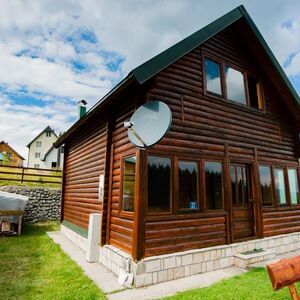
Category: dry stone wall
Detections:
[{"x1": 0, "y1": 185, "x2": 61, "y2": 222}]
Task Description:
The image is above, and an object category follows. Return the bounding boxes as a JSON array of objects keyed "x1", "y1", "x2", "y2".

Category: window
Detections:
[
  {"x1": 231, "y1": 165, "x2": 249, "y2": 207},
  {"x1": 147, "y1": 156, "x2": 171, "y2": 213},
  {"x1": 178, "y1": 161, "x2": 198, "y2": 210},
  {"x1": 288, "y1": 169, "x2": 300, "y2": 205},
  {"x1": 247, "y1": 75, "x2": 263, "y2": 110},
  {"x1": 225, "y1": 66, "x2": 246, "y2": 104},
  {"x1": 60, "y1": 145, "x2": 64, "y2": 154},
  {"x1": 36, "y1": 141, "x2": 42, "y2": 147},
  {"x1": 51, "y1": 162, "x2": 57, "y2": 169},
  {"x1": 7, "y1": 152, "x2": 12, "y2": 158},
  {"x1": 46, "y1": 132, "x2": 51, "y2": 137},
  {"x1": 122, "y1": 156, "x2": 136, "y2": 212},
  {"x1": 274, "y1": 168, "x2": 287, "y2": 205},
  {"x1": 205, "y1": 161, "x2": 223, "y2": 210},
  {"x1": 204, "y1": 58, "x2": 222, "y2": 95},
  {"x1": 259, "y1": 166, "x2": 273, "y2": 206},
  {"x1": 34, "y1": 164, "x2": 40, "y2": 169},
  {"x1": 35, "y1": 152, "x2": 41, "y2": 158},
  {"x1": 203, "y1": 56, "x2": 264, "y2": 110}
]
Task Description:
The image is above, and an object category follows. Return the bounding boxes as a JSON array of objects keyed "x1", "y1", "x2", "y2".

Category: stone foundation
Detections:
[{"x1": 60, "y1": 223, "x2": 300, "y2": 287}]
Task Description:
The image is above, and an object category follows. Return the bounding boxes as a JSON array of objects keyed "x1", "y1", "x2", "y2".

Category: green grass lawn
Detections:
[
  {"x1": 0, "y1": 222, "x2": 105, "y2": 300},
  {"x1": 164, "y1": 267, "x2": 298, "y2": 300}
]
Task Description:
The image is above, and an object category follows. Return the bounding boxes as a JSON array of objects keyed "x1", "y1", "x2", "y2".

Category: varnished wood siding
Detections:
[
  {"x1": 143, "y1": 23, "x2": 299, "y2": 256},
  {"x1": 108, "y1": 98, "x2": 137, "y2": 254},
  {"x1": 63, "y1": 114, "x2": 108, "y2": 233},
  {"x1": 262, "y1": 209, "x2": 300, "y2": 236},
  {"x1": 145, "y1": 215, "x2": 226, "y2": 256}
]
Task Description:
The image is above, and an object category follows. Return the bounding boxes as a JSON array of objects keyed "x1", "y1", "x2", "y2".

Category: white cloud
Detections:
[{"x1": 0, "y1": 0, "x2": 300, "y2": 160}]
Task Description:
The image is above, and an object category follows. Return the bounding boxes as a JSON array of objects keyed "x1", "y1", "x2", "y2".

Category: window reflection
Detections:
[
  {"x1": 205, "y1": 161, "x2": 223, "y2": 210},
  {"x1": 259, "y1": 166, "x2": 273, "y2": 206},
  {"x1": 122, "y1": 156, "x2": 136, "y2": 212},
  {"x1": 274, "y1": 168, "x2": 287, "y2": 205},
  {"x1": 288, "y1": 169, "x2": 300, "y2": 205},
  {"x1": 147, "y1": 156, "x2": 171, "y2": 213},
  {"x1": 225, "y1": 66, "x2": 246, "y2": 104},
  {"x1": 205, "y1": 59, "x2": 222, "y2": 95},
  {"x1": 178, "y1": 161, "x2": 198, "y2": 210}
]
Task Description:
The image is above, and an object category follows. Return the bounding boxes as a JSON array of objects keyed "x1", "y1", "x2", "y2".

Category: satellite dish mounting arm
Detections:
[{"x1": 124, "y1": 121, "x2": 148, "y2": 149}]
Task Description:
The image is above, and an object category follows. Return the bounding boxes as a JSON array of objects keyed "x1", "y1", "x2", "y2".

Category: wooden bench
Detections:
[{"x1": 267, "y1": 256, "x2": 300, "y2": 300}]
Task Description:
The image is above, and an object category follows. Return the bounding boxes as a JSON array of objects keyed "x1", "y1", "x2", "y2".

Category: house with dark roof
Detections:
[
  {"x1": 54, "y1": 6, "x2": 300, "y2": 286},
  {"x1": 27, "y1": 126, "x2": 63, "y2": 169},
  {"x1": 0, "y1": 141, "x2": 24, "y2": 167}
]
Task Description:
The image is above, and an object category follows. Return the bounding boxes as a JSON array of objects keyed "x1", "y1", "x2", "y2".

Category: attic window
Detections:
[
  {"x1": 204, "y1": 58, "x2": 222, "y2": 96},
  {"x1": 203, "y1": 55, "x2": 264, "y2": 111},
  {"x1": 247, "y1": 75, "x2": 263, "y2": 110},
  {"x1": 225, "y1": 66, "x2": 246, "y2": 104},
  {"x1": 46, "y1": 132, "x2": 51, "y2": 137}
]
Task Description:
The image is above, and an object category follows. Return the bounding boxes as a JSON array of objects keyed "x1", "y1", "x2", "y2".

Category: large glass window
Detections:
[
  {"x1": 274, "y1": 168, "x2": 287, "y2": 205},
  {"x1": 122, "y1": 156, "x2": 136, "y2": 212},
  {"x1": 178, "y1": 161, "x2": 198, "y2": 210},
  {"x1": 147, "y1": 156, "x2": 171, "y2": 213},
  {"x1": 205, "y1": 161, "x2": 223, "y2": 210},
  {"x1": 225, "y1": 66, "x2": 246, "y2": 104},
  {"x1": 204, "y1": 58, "x2": 222, "y2": 95},
  {"x1": 259, "y1": 166, "x2": 273, "y2": 206},
  {"x1": 288, "y1": 169, "x2": 300, "y2": 205}
]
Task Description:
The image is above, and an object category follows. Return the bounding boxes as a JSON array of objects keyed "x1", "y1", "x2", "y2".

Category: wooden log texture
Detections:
[{"x1": 267, "y1": 256, "x2": 300, "y2": 292}]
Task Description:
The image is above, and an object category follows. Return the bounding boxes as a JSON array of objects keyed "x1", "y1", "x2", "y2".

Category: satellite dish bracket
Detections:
[{"x1": 128, "y1": 127, "x2": 148, "y2": 149}]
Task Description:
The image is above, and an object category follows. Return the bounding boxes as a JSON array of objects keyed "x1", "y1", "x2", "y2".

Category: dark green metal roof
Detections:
[{"x1": 131, "y1": 5, "x2": 300, "y2": 105}]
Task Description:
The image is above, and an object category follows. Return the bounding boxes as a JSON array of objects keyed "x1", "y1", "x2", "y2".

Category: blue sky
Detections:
[{"x1": 0, "y1": 0, "x2": 300, "y2": 159}]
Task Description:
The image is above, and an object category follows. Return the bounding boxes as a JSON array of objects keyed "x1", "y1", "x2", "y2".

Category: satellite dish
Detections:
[{"x1": 125, "y1": 101, "x2": 172, "y2": 149}]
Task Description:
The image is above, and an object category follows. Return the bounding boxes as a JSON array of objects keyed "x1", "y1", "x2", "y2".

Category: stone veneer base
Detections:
[{"x1": 61, "y1": 224, "x2": 300, "y2": 287}]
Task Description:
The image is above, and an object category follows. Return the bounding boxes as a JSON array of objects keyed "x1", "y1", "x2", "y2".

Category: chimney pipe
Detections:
[{"x1": 78, "y1": 100, "x2": 87, "y2": 119}]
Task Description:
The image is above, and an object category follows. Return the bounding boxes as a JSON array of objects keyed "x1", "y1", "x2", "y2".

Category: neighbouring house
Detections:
[
  {"x1": 0, "y1": 141, "x2": 24, "y2": 167},
  {"x1": 54, "y1": 6, "x2": 300, "y2": 287},
  {"x1": 0, "y1": 152, "x2": 9, "y2": 165},
  {"x1": 27, "y1": 126, "x2": 63, "y2": 169}
]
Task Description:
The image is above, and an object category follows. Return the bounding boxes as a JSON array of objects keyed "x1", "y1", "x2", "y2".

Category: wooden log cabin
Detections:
[{"x1": 55, "y1": 6, "x2": 300, "y2": 285}]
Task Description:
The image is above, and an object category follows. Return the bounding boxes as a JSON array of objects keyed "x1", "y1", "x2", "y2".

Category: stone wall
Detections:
[{"x1": 0, "y1": 185, "x2": 61, "y2": 222}]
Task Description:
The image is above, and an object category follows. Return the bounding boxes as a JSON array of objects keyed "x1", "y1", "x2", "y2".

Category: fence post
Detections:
[{"x1": 21, "y1": 167, "x2": 24, "y2": 183}]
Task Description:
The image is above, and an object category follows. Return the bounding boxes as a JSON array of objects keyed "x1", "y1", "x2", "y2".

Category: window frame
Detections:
[
  {"x1": 287, "y1": 167, "x2": 300, "y2": 206},
  {"x1": 202, "y1": 53, "x2": 265, "y2": 112},
  {"x1": 259, "y1": 164, "x2": 300, "y2": 209},
  {"x1": 146, "y1": 153, "x2": 173, "y2": 216},
  {"x1": 202, "y1": 57, "x2": 224, "y2": 98},
  {"x1": 259, "y1": 164, "x2": 275, "y2": 207},
  {"x1": 203, "y1": 159, "x2": 225, "y2": 212},
  {"x1": 272, "y1": 165, "x2": 289, "y2": 207},
  {"x1": 175, "y1": 157, "x2": 200, "y2": 213},
  {"x1": 119, "y1": 154, "x2": 137, "y2": 217}
]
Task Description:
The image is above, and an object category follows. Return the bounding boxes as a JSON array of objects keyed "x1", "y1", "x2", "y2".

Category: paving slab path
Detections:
[{"x1": 48, "y1": 231, "x2": 246, "y2": 299}]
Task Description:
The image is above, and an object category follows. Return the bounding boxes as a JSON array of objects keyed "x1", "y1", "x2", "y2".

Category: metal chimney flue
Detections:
[{"x1": 78, "y1": 100, "x2": 87, "y2": 119}]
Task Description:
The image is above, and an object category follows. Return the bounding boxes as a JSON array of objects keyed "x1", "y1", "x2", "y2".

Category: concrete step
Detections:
[
  {"x1": 247, "y1": 249, "x2": 300, "y2": 269},
  {"x1": 234, "y1": 249, "x2": 276, "y2": 269}
]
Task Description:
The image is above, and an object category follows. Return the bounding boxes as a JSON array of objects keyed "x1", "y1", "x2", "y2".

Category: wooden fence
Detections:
[{"x1": 0, "y1": 165, "x2": 62, "y2": 185}]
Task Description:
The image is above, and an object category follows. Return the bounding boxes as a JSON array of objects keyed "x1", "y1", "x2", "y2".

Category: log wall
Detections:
[
  {"x1": 62, "y1": 113, "x2": 108, "y2": 241},
  {"x1": 142, "y1": 22, "x2": 299, "y2": 256}
]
